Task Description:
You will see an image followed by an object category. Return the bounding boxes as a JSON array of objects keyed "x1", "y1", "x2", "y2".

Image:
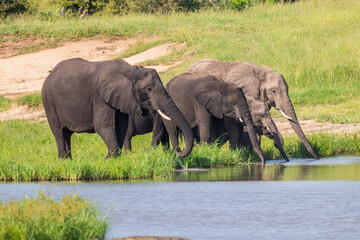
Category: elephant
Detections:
[
  {"x1": 239, "y1": 97, "x2": 289, "y2": 161},
  {"x1": 164, "y1": 72, "x2": 266, "y2": 164},
  {"x1": 41, "y1": 58, "x2": 193, "y2": 159},
  {"x1": 123, "y1": 111, "x2": 169, "y2": 151},
  {"x1": 188, "y1": 58, "x2": 319, "y2": 160}
]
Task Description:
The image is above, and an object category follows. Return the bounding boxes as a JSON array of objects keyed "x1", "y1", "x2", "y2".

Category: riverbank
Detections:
[{"x1": 0, "y1": 120, "x2": 359, "y2": 181}]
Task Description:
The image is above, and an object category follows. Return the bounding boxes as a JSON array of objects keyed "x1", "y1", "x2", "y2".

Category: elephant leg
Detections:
[
  {"x1": 163, "y1": 120, "x2": 179, "y2": 151},
  {"x1": 115, "y1": 111, "x2": 129, "y2": 151},
  {"x1": 44, "y1": 106, "x2": 73, "y2": 159},
  {"x1": 54, "y1": 128, "x2": 73, "y2": 159},
  {"x1": 160, "y1": 129, "x2": 170, "y2": 148},
  {"x1": 151, "y1": 115, "x2": 166, "y2": 147},
  {"x1": 224, "y1": 117, "x2": 241, "y2": 149},
  {"x1": 123, "y1": 114, "x2": 134, "y2": 151},
  {"x1": 94, "y1": 108, "x2": 121, "y2": 158},
  {"x1": 198, "y1": 120, "x2": 212, "y2": 144},
  {"x1": 195, "y1": 107, "x2": 212, "y2": 144}
]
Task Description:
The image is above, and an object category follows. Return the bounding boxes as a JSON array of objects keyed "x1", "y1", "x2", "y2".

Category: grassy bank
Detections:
[
  {"x1": 0, "y1": 192, "x2": 108, "y2": 240},
  {"x1": 0, "y1": 121, "x2": 359, "y2": 181},
  {"x1": 1, "y1": 0, "x2": 359, "y2": 122}
]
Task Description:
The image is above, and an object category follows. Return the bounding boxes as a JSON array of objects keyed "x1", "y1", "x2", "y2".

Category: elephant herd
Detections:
[{"x1": 41, "y1": 57, "x2": 319, "y2": 165}]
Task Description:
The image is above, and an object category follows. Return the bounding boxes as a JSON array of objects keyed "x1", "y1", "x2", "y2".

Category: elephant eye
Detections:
[
  {"x1": 232, "y1": 102, "x2": 236, "y2": 105},
  {"x1": 271, "y1": 89, "x2": 276, "y2": 94},
  {"x1": 147, "y1": 87, "x2": 152, "y2": 92}
]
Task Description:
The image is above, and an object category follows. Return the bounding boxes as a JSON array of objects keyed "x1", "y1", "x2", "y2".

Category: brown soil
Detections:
[{"x1": 0, "y1": 38, "x2": 359, "y2": 135}]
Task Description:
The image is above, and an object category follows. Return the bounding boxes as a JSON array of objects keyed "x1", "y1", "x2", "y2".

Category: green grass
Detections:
[
  {"x1": 2, "y1": 0, "x2": 358, "y2": 122},
  {"x1": 0, "y1": 94, "x2": 43, "y2": 112},
  {"x1": 15, "y1": 93, "x2": 43, "y2": 108},
  {"x1": 0, "y1": 192, "x2": 108, "y2": 240},
  {"x1": 0, "y1": 120, "x2": 359, "y2": 181},
  {"x1": 0, "y1": 96, "x2": 12, "y2": 112},
  {"x1": 115, "y1": 38, "x2": 168, "y2": 59}
]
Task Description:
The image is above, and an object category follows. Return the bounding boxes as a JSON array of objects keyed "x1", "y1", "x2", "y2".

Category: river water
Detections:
[{"x1": 1, "y1": 156, "x2": 360, "y2": 240}]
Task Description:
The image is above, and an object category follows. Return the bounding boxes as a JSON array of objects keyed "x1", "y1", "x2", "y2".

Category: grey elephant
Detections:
[
  {"x1": 42, "y1": 58, "x2": 193, "y2": 159},
  {"x1": 188, "y1": 59, "x2": 319, "y2": 160},
  {"x1": 123, "y1": 111, "x2": 169, "y2": 151},
  {"x1": 164, "y1": 72, "x2": 266, "y2": 164},
  {"x1": 241, "y1": 97, "x2": 289, "y2": 161}
]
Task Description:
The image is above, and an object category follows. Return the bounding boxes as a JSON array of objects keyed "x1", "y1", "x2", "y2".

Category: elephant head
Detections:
[
  {"x1": 188, "y1": 59, "x2": 319, "y2": 160},
  {"x1": 97, "y1": 62, "x2": 194, "y2": 158},
  {"x1": 246, "y1": 97, "x2": 289, "y2": 161},
  {"x1": 258, "y1": 65, "x2": 319, "y2": 160},
  {"x1": 194, "y1": 76, "x2": 266, "y2": 164}
]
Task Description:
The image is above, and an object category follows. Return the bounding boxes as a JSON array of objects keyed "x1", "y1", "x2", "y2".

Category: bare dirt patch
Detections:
[
  {"x1": 273, "y1": 118, "x2": 360, "y2": 136},
  {"x1": 0, "y1": 104, "x2": 45, "y2": 121},
  {"x1": 0, "y1": 38, "x2": 183, "y2": 97}
]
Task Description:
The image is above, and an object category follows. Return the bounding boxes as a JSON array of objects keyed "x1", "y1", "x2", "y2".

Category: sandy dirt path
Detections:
[{"x1": 0, "y1": 39, "x2": 183, "y2": 97}]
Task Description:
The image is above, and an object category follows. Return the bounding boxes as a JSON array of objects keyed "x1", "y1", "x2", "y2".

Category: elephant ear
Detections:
[
  {"x1": 96, "y1": 69, "x2": 142, "y2": 116},
  {"x1": 194, "y1": 80, "x2": 223, "y2": 119}
]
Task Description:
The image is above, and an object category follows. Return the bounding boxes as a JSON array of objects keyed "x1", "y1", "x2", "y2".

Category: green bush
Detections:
[
  {"x1": 0, "y1": 192, "x2": 108, "y2": 240},
  {"x1": 58, "y1": 0, "x2": 100, "y2": 16},
  {"x1": 228, "y1": 0, "x2": 251, "y2": 10},
  {"x1": 0, "y1": 0, "x2": 28, "y2": 19},
  {"x1": 99, "y1": 0, "x2": 128, "y2": 15}
]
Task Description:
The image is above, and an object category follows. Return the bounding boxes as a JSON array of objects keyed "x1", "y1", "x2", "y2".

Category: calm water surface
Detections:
[{"x1": 1, "y1": 156, "x2": 360, "y2": 240}]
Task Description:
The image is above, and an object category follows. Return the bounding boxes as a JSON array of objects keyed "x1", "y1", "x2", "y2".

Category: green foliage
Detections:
[
  {"x1": 0, "y1": 0, "x2": 28, "y2": 19},
  {"x1": 98, "y1": 0, "x2": 128, "y2": 15},
  {"x1": 228, "y1": 0, "x2": 251, "y2": 11},
  {"x1": 16, "y1": 93, "x2": 43, "y2": 108},
  {"x1": 58, "y1": 0, "x2": 99, "y2": 16},
  {"x1": 0, "y1": 192, "x2": 108, "y2": 240},
  {"x1": 0, "y1": 0, "x2": 298, "y2": 19},
  {"x1": 0, "y1": 96, "x2": 13, "y2": 112}
]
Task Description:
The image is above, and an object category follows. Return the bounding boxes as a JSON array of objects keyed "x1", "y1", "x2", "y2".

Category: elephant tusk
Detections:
[
  {"x1": 157, "y1": 109, "x2": 171, "y2": 121},
  {"x1": 266, "y1": 127, "x2": 271, "y2": 133},
  {"x1": 279, "y1": 110, "x2": 293, "y2": 121},
  {"x1": 238, "y1": 117, "x2": 243, "y2": 123}
]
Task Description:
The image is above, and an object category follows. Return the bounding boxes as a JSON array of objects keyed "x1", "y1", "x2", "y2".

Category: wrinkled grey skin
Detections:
[
  {"x1": 243, "y1": 97, "x2": 289, "y2": 161},
  {"x1": 124, "y1": 112, "x2": 169, "y2": 150},
  {"x1": 42, "y1": 58, "x2": 193, "y2": 159},
  {"x1": 188, "y1": 58, "x2": 319, "y2": 160},
  {"x1": 164, "y1": 72, "x2": 266, "y2": 164}
]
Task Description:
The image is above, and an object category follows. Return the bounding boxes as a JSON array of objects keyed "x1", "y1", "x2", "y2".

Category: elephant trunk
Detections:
[
  {"x1": 242, "y1": 110, "x2": 266, "y2": 164},
  {"x1": 154, "y1": 90, "x2": 194, "y2": 158},
  {"x1": 280, "y1": 96, "x2": 319, "y2": 160},
  {"x1": 273, "y1": 133, "x2": 289, "y2": 162},
  {"x1": 265, "y1": 118, "x2": 288, "y2": 161}
]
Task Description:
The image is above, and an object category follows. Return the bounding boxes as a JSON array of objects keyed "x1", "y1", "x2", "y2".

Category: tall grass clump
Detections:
[
  {"x1": 181, "y1": 142, "x2": 260, "y2": 168},
  {"x1": 15, "y1": 93, "x2": 43, "y2": 108},
  {"x1": 0, "y1": 96, "x2": 12, "y2": 112},
  {"x1": 0, "y1": 192, "x2": 108, "y2": 240}
]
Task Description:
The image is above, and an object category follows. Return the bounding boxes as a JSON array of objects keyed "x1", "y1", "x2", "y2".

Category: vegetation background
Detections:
[{"x1": 0, "y1": 0, "x2": 359, "y2": 181}]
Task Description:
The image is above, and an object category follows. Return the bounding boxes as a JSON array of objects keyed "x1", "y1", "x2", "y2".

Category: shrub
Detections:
[
  {"x1": 99, "y1": 0, "x2": 129, "y2": 15},
  {"x1": 0, "y1": 0, "x2": 28, "y2": 19},
  {"x1": 228, "y1": 0, "x2": 251, "y2": 10},
  {"x1": 0, "y1": 192, "x2": 108, "y2": 239},
  {"x1": 57, "y1": 0, "x2": 100, "y2": 16}
]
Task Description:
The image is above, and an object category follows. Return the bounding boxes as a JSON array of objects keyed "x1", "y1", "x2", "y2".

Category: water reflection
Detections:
[{"x1": 173, "y1": 156, "x2": 360, "y2": 181}]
